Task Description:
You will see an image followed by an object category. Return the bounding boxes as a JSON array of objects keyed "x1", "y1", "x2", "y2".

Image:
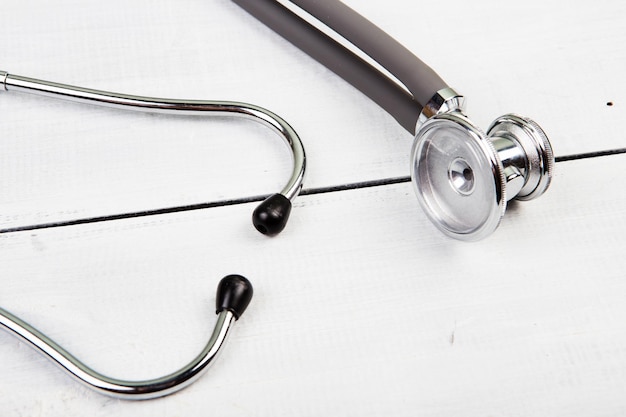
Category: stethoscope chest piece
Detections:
[{"x1": 411, "y1": 112, "x2": 554, "y2": 241}]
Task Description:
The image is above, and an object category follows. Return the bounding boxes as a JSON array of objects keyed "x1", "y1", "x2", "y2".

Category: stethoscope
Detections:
[{"x1": 0, "y1": 0, "x2": 555, "y2": 400}]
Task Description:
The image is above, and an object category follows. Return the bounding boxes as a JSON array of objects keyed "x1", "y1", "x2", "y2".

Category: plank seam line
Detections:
[{"x1": 1, "y1": 148, "x2": 625, "y2": 234}]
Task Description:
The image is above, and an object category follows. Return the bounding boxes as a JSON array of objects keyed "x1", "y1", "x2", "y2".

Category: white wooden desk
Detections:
[{"x1": 1, "y1": 1, "x2": 626, "y2": 415}]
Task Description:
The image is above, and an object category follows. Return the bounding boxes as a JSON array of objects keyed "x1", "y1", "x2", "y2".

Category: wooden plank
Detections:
[
  {"x1": 1, "y1": 155, "x2": 625, "y2": 415},
  {"x1": 1, "y1": 0, "x2": 626, "y2": 228}
]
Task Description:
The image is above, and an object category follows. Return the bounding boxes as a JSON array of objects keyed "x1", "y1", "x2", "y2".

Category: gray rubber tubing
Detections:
[{"x1": 233, "y1": 0, "x2": 449, "y2": 134}]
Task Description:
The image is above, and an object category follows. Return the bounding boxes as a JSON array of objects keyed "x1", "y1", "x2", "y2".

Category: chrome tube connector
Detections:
[
  {"x1": 415, "y1": 87, "x2": 465, "y2": 132},
  {"x1": 0, "y1": 71, "x2": 8, "y2": 91}
]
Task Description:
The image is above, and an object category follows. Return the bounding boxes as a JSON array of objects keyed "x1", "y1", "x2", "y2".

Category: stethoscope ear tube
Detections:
[
  {"x1": 0, "y1": 70, "x2": 306, "y2": 236},
  {"x1": 0, "y1": 275, "x2": 253, "y2": 399}
]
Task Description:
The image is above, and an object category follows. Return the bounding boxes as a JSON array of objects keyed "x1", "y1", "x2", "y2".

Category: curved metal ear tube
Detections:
[
  {"x1": 0, "y1": 275, "x2": 253, "y2": 400},
  {"x1": 234, "y1": 0, "x2": 554, "y2": 240},
  {"x1": 0, "y1": 70, "x2": 306, "y2": 236}
]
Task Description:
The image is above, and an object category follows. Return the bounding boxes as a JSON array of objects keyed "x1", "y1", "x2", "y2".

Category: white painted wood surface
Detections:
[{"x1": 1, "y1": 1, "x2": 625, "y2": 415}]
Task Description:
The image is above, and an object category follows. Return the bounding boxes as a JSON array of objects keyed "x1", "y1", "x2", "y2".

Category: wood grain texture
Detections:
[{"x1": 1, "y1": 0, "x2": 626, "y2": 415}]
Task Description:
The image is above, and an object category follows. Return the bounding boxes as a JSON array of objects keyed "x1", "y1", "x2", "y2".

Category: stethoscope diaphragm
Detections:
[{"x1": 411, "y1": 112, "x2": 553, "y2": 240}]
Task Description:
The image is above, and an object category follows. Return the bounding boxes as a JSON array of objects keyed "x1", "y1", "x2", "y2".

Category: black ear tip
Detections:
[
  {"x1": 216, "y1": 275, "x2": 253, "y2": 319},
  {"x1": 252, "y1": 193, "x2": 292, "y2": 236}
]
